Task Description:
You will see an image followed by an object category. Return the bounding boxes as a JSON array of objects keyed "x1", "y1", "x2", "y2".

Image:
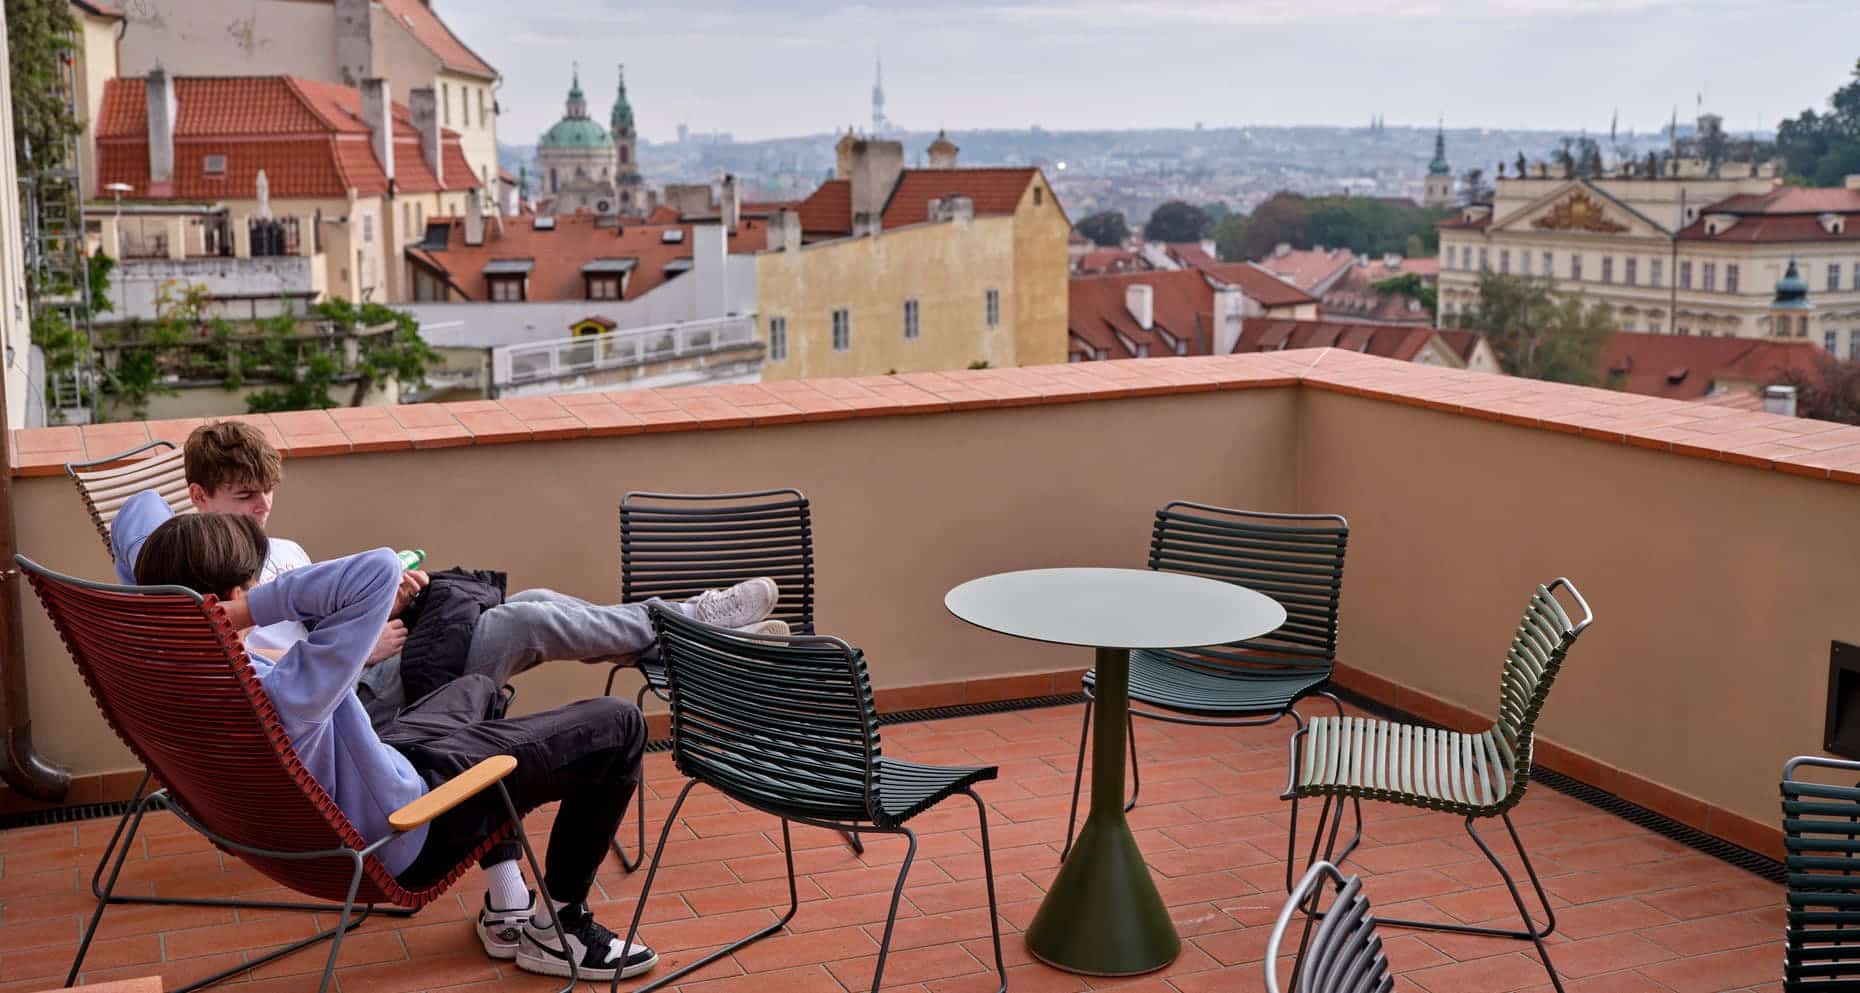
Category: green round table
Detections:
[{"x1": 945, "y1": 567, "x2": 1286, "y2": 976}]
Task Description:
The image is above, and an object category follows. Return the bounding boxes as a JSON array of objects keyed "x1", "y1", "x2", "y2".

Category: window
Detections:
[
  {"x1": 831, "y1": 308, "x2": 851, "y2": 351},
  {"x1": 1726, "y1": 264, "x2": 1739, "y2": 294},
  {"x1": 1569, "y1": 254, "x2": 1582, "y2": 281},
  {"x1": 1033, "y1": 186, "x2": 1043, "y2": 206},
  {"x1": 1541, "y1": 251, "x2": 1553, "y2": 278},
  {"x1": 203, "y1": 154, "x2": 227, "y2": 176},
  {"x1": 1854, "y1": 262, "x2": 1860, "y2": 291},
  {"x1": 587, "y1": 276, "x2": 620, "y2": 300},
  {"x1": 1850, "y1": 335, "x2": 1859, "y2": 361},
  {"x1": 489, "y1": 277, "x2": 524, "y2": 302},
  {"x1": 480, "y1": 89, "x2": 488, "y2": 125},
  {"x1": 363, "y1": 214, "x2": 374, "y2": 243},
  {"x1": 442, "y1": 83, "x2": 451, "y2": 126},
  {"x1": 1679, "y1": 260, "x2": 1692, "y2": 289},
  {"x1": 1702, "y1": 262, "x2": 1717, "y2": 292},
  {"x1": 903, "y1": 298, "x2": 920, "y2": 340},
  {"x1": 1832, "y1": 264, "x2": 1843, "y2": 292},
  {"x1": 415, "y1": 201, "x2": 423, "y2": 227},
  {"x1": 1676, "y1": 326, "x2": 1691, "y2": 336},
  {"x1": 1651, "y1": 259, "x2": 1664, "y2": 287},
  {"x1": 1827, "y1": 330, "x2": 1839, "y2": 353},
  {"x1": 1521, "y1": 251, "x2": 1531, "y2": 276},
  {"x1": 1800, "y1": 315, "x2": 1811, "y2": 338},
  {"x1": 768, "y1": 317, "x2": 787, "y2": 361},
  {"x1": 1601, "y1": 257, "x2": 1613, "y2": 284},
  {"x1": 1479, "y1": 248, "x2": 1489, "y2": 272},
  {"x1": 1625, "y1": 258, "x2": 1638, "y2": 285},
  {"x1": 1500, "y1": 249, "x2": 1510, "y2": 274},
  {"x1": 985, "y1": 289, "x2": 1001, "y2": 328},
  {"x1": 403, "y1": 202, "x2": 412, "y2": 233}
]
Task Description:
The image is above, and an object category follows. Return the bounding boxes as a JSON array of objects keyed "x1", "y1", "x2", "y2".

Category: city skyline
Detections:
[{"x1": 443, "y1": 0, "x2": 1858, "y2": 146}]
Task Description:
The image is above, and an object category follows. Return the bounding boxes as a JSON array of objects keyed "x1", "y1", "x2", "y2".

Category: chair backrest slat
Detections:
[
  {"x1": 621, "y1": 490, "x2": 816, "y2": 634},
  {"x1": 1149, "y1": 502, "x2": 1348, "y2": 672},
  {"x1": 651, "y1": 608, "x2": 880, "y2": 824},
  {"x1": 18, "y1": 556, "x2": 436, "y2": 907},
  {"x1": 1488, "y1": 580, "x2": 1592, "y2": 809},
  {"x1": 1268, "y1": 863, "x2": 1394, "y2": 993},
  {"x1": 1782, "y1": 757, "x2": 1860, "y2": 991},
  {"x1": 66, "y1": 443, "x2": 192, "y2": 558}
]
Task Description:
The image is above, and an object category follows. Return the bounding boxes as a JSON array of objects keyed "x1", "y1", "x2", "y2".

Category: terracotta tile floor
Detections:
[{"x1": 0, "y1": 703, "x2": 1782, "y2": 993}]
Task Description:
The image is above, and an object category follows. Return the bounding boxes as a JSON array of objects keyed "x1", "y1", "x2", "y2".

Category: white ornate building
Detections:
[
  {"x1": 1438, "y1": 168, "x2": 1860, "y2": 355},
  {"x1": 536, "y1": 66, "x2": 643, "y2": 216}
]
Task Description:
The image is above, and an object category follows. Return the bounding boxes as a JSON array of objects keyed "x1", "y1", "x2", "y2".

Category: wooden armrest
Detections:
[{"x1": 388, "y1": 754, "x2": 517, "y2": 831}]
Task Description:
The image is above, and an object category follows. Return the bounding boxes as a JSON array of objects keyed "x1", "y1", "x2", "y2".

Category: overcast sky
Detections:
[{"x1": 440, "y1": 0, "x2": 1860, "y2": 146}]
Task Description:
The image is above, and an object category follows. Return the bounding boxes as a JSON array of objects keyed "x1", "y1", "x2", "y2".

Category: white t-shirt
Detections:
[{"x1": 245, "y1": 537, "x2": 313, "y2": 655}]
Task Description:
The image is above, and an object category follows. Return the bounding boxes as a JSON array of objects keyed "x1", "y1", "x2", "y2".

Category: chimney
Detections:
[
  {"x1": 146, "y1": 68, "x2": 177, "y2": 190},
  {"x1": 927, "y1": 129, "x2": 959, "y2": 169},
  {"x1": 1212, "y1": 285, "x2": 1243, "y2": 355},
  {"x1": 1125, "y1": 283, "x2": 1154, "y2": 330},
  {"x1": 664, "y1": 184, "x2": 712, "y2": 217},
  {"x1": 692, "y1": 224, "x2": 727, "y2": 319},
  {"x1": 333, "y1": 0, "x2": 373, "y2": 86},
  {"x1": 1764, "y1": 384, "x2": 1798, "y2": 418},
  {"x1": 409, "y1": 87, "x2": 442, "y2": 186},
  {"x1": 464, "y1": 188, "x2": 485, "y2": 246},
  {"x1": 770, "y1": 208, "x2": 801, "y2": 252},
  {"x1": 834, "y1": 128, "x2": 858, "y2": 179},
  {"x1": 721, "y1": 173, "x2": 740, "y2": 233},
  {"x1": 848, "y1": 138, "x2": 904, "y2": 230},
  {"x1": 360, "y1": 78, "x2": 394, "y2": 184}
]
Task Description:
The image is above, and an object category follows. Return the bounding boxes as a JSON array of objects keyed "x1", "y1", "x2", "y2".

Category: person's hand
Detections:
[
  {"x1": 391, "y1": 569, "x2": 429, "y2": 617},
  {"x1": 366, "y1": 620, "x2": 407, "y2": 666}
]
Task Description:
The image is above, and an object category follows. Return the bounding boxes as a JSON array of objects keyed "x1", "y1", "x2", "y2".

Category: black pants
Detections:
[{"x1": 384, "y1": 675, "x2": 646, "y2": 906}]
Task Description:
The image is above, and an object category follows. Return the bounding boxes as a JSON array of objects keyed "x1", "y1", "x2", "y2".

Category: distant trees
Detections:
[
  {"x1": 1451, "y1": 273, "x2": 1614, "y2": 386},
  {"x1": 1075, "y1": 211, "x2": 1130, "y2": 247},
  {"x1": 1213, "y1": 214, "x2": 1250, "y2": 262},
  {"x1": 1143, "y1": 201, "x2": 1213, "y2": 243},
  {"x1": 1777, "y1": 58, "x2": 1860, "y2": 186},
  {"x1": 1229, "y1": 192, "x2": 1445, "y2": 261},
  {"x1": 1778, "y1": 355, "x2": 1860, "y2": 425}
]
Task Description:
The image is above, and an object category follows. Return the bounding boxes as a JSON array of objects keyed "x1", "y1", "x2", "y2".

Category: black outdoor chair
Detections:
[
  {"x1": 600, "y1": 488, "x2": 859, "y2": 871},
  {"x1": 1063, "y1": 500, "x2": 1352, "y2": 861},
  {"x1": 613, "y1": 606, "x2": 1007, "y2": 993},
  {"x1": 1781, "y1": 754, "x2": 1860, "y2": 991},
  {"x1": 1282, "y1": 578, "x2": 1594, "y2": 993},
  {"x1": 1267, "y1": 861, "x2": 1395, "y2": 993}
]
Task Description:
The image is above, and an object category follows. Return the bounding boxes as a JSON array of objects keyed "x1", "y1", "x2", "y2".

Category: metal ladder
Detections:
[{"x1": 18, "y1": 37, "x2": 97, "y2": 424}]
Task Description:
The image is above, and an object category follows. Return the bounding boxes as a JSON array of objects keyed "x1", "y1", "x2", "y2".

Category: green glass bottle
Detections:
[{"x1": 397, "y1": 549, "x2": 426, "y2": 570}]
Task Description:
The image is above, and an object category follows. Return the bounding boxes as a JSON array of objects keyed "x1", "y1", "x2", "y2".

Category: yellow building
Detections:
[{"x1": 755, "y1": 136, "x2": 1070, "y2": 380}]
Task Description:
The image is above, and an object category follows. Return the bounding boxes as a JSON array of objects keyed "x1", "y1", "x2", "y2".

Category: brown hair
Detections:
[
  {"x1": 185, "y1": 421, "x2": 283, "y2": 495},
  {"x1": 135, "y1": 513, "x2": 270, "y2": 597}
]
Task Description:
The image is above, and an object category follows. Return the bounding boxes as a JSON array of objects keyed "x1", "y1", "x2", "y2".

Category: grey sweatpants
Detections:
[{"x1": 357, "y1": 589, "x2": 684, "y2": 729}]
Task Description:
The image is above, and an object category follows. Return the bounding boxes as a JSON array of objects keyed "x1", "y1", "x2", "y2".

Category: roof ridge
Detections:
[{"x1": 281, "y1": 76, "x2": 355, "y2": 132}]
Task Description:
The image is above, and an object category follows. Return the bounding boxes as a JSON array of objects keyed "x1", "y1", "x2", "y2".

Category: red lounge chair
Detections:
[{"x1": 18, "y1": 555, "x2": 576, "y2": 993}]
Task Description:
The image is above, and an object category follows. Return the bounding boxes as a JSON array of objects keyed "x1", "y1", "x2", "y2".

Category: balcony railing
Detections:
[{"x1": 490, "y1": 315, "x2": 759, "y2": 388}]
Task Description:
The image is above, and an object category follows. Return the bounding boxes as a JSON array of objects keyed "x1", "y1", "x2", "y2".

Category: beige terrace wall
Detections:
[
  {"x1": 14, "y1": 389, "x2": 1300, "y2": 779},
  {"x1": 1298, "y1": 388, "x2": 1848, "y2": 832}
]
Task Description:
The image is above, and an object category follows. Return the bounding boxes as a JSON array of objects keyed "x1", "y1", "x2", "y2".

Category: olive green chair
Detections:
[
  {"x1": 1781, "y1": 754, "x2": 1860, "y2": 992},
  {"x1": 1281, "y1": 578, "x2": 1593, "y2": 993}
]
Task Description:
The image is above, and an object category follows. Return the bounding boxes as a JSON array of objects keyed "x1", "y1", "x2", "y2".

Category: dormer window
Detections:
[
  {"x1": 204, "y1": 154, "x2": 227, "y2": 177},
  {"x1": 1821, "y1": 213, "x2": 1846, "y2": 235},
  {"x1": 1703, "y1": 213, "x2": 1739, "y2": 236},
  {"x1": 581, "y1": 258, "x2": 636, "y2": 300},
  {"x1": 482, "y1": 258, "x2": 535, "y2": 302}
]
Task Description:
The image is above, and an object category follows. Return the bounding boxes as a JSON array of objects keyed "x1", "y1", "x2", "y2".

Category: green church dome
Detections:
[{"x1": 540, "y1": 117, "x2": 610, "y2": 149}]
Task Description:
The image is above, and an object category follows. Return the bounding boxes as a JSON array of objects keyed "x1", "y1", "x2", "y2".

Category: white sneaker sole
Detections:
[
  {"x1": 474, "y1": 915, "x2": 521, "y2": 961},
  {"x1": 515, "y1": 945, "x2": 659, "y2": 981}
]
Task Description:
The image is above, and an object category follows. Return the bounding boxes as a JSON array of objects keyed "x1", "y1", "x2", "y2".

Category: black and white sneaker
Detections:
[
  {"x1": 475, "y1": 891, "x2": 533, "y2": 960},
  {"x1": 514, "y1": 907, "x2": 658, "y2": 981}
]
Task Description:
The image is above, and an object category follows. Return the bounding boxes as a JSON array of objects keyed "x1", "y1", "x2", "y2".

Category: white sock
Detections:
[
  {"x1": 531, "y1": 892, "x2": 555, "y2": 929},
  {"x1": 484, "y1": 860, "x2": 531, "y2": 913}
]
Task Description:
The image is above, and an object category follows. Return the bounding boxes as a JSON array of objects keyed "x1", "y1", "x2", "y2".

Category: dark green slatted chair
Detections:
[
  {"x1": 1267, "y1": 862, "x2": 1394, "y2": 993},
  {"x1": 600, "y1": 489, "x2": 860, "y2": 872},
  {"x1": 1063, "y1": 501, "x2": 1351, "y2": 861},
  {"x1": 1281, "y1": 579, "x2": 1593, "y2": 993},
  {"x1": 1781, "y1": 754, "x2": 1860, "y2": 992},
  {"x1": 613, "y1": 607, "x2": 1007, "y2": 993}
]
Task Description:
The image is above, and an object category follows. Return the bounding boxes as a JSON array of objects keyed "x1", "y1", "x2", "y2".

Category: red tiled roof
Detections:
[
  {"x1": 1316, "y1": 260, "x2": 1439, "y2": 326},
  {"x1": 881, "y1": 168, "x2": 1039, "y2": 228},
  {"x1": 645, "y1": 204, "x2": 683, "y2": 225},
  {"x1": 1704, "y1": 187, "x2": 1860, "y2": 215},
  {"x1": 1068, "y1": 269, "x2": 1216, "y2": 358},
  {"x1": 1197, "y1": 262, "x2": 1319, "y2": 308},
  {"x1": 1678, "y1": 214, "x2": 1860, "y2": 243},
  {"x1": 375, "y1": 0, "x2": 497, "y2": 79},
  {"x1": 95, "y1": 76, "x2": 477, "y2": 199},
  {"x1": 1073, "y1": 247, "x2": 1149, "y2": 275},
  {"x1": 1163, "y1": 242, "x2": 1216, "y2": 269},
  {"x1": 1434, "y1": 328, "x2": 1487, "y2": 364},
  {"x1": 408, "y1": 214, "x2": 768, "y2": 303},
  {"x1": 1436, "y1": 213, "x2": 1491, "y2": 230},
  {"x1": 1600, "y1": 331, "x2": 1825, "y2": 400},
  {"x1": 1255, "y1": 248, "x2": 1356, "y2": 292},
  {"x1": 1237, "y1": 318, "x2": 1439, "y2": 361},
  {"x1": 795, "y1": 180, "x2": 851, "y2": 237},
  {"x1": 498, "y1": 168, "x2": 517, "y2": 184}
]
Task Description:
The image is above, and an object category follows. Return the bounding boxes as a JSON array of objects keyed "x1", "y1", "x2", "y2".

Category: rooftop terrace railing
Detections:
[
  {"x1": 490, "y1": 316, "x2": 759, "y2": 390},
  {"x1": 7, "y1": 349, "x2": 1854, "y2": 863}
]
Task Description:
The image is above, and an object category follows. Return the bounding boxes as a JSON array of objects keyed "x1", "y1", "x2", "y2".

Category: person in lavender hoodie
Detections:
[{"x1": 132, "y1": 512, "x2": 659, "y2": 982}]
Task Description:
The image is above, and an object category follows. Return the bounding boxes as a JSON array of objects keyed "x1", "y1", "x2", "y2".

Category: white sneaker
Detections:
[
  {"x1": 687, "y1": 578, "x2": 779, "y2": 629},
  {"x1": 474, "y1": 891, "x2": 532, "y2": 960},
  {"x1": 741, "y1": 619, "x2": 790, "y2": 638},
  {"x1": 515, "y1": 909, "x2": 658, "y2": 981}
]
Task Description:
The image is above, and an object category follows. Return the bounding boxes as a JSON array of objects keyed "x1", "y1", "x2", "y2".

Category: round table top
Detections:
[{"x1": 944, "y1": 567, "x2": 1287, "y2": 651}]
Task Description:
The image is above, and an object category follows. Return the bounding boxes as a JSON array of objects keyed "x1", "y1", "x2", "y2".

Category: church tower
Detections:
[
  {"x1": 611, "y1": 64, "x2": 642, "y2": 214},
  {"x1": 871, "y1": 56, "x2": 888, "y2": 136},
  {"x1": 1770, "y1": 256, "x2": 1813, "y2": 339},
  {"x1": 1424, "y1": 122, "x2": 1454, "y2": 208}
]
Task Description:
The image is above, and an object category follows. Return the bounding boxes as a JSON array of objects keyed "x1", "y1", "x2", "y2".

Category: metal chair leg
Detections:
[
  {"x1": 622, "y1": 782, "x2": 801, "y2": 993},
  {"x1": 609, "y1": 683, "x2": 652, "y2": 873},
  {"x1": 1125, "y1": 710, "x2": 1141, "y2": 813},
  {"x1": 1467, "y1": 814, "x2": 1564, "y2": 992},
  {"x1": 868, "y1": 828, "x2": 920, "y2": 993},
  {"x1": 500, "y1": 783, "x2": 579, "y2": 993},
  {"x1": 964, "y1": 788, "x2": 1009, "y2": 993},
  {"x1": 1061, "y1": 698, "x2": 1093, "y2": 862}
]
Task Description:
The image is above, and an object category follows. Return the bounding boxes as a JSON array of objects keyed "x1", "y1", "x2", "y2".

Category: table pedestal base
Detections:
[{"x1": 1023, "y1": 646, "x2": 1180, "y2": 976}]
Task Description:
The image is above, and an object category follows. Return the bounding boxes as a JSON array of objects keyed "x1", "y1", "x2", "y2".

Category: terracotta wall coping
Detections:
[{"x1": 18, "y1": 348, "x2": 1860, "y2": 485}]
